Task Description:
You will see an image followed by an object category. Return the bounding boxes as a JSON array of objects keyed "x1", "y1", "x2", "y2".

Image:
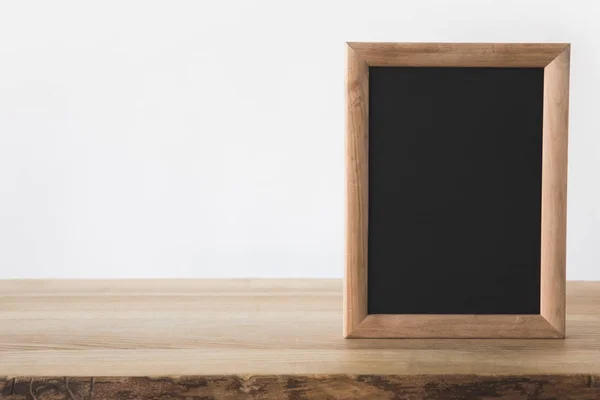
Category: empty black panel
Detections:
[{"x1": 367, "y1": 67, "x2": 544, "y2": 315}]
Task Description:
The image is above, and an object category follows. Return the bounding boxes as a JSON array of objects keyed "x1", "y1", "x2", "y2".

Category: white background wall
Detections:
[{"x1": 0, "y1": 0, "x2": 598, "y2": 279}]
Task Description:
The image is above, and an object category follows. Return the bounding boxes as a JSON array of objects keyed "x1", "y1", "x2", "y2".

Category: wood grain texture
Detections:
[
  {"x1": 347, "y1": 42, "x2": 569, "y2": 67},
  {"x1": 350, "y1": 314, "x2": 563, "y2": 339},
  {"x1": 0, "y1": 280, "x2": 599, "y2": 377},
  {"x1": 2, "y1": 375, "x2": 600, "y2": 400},
  {"x1": 541, "y1": 45, "x2": 571, "y2": 338},
  {"x1": 344, "y1": 43, "x2": 369, "y2": 337}
]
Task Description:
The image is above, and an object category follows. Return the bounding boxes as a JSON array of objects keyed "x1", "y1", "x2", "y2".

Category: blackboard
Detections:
[
  {"x1": 344, "y1": 43, "x2": 569, "y2": 338},
  {"x1": 367, "y1": 67, "x2": 544, "y2": 315}
]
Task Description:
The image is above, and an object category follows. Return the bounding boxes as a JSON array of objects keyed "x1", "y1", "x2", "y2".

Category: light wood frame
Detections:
[{"x1": 344, "y1": 42, "x2": 570, "y2": 339}]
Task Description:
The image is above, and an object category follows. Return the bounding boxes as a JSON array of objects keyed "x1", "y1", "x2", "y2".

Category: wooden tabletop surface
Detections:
[{"x1": 0, "y1": 279, "x2": 599, "y2": 377}]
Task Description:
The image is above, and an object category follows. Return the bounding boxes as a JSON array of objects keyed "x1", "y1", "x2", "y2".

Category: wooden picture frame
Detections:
[{"x1": 344, "y1": 42, "x2": 570, "y2": 339}]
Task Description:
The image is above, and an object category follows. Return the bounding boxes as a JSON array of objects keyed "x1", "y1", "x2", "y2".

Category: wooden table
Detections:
[{"x1": 0, "y1": 280, "x2": 599, "y2": 399}]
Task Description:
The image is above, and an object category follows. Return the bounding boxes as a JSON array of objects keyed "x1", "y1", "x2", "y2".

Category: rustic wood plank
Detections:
[
  {"x1": 1, "y1": 375, "x2": 600, "y2": 399},
  {"x1": 0, "y1": 280, "x2": 599, "y2": 376},
  {"x1": 347, "y1": 42, "x2": 569, "y2": 67},
  {"x1": 344, "y1": 44, "x2": 369, "y2": 337}
]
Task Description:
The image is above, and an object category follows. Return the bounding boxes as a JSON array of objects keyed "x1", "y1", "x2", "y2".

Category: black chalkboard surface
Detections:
[
  {"x1": 344, "y1": 42, "x2": 569, "y2": 339},
  {"x1": 367, "y1": 67, "x2": 544, "y2": 315}
]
